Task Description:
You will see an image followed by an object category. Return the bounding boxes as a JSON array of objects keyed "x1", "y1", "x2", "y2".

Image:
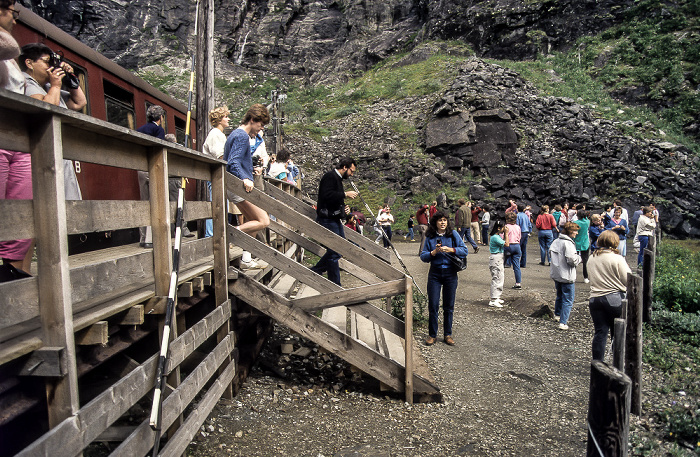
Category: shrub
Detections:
[
  {"x1": 388, "y1": 289, "x2": 428, "y2": 327},
  {"x1": 653, "y1": 243, "x2": 700, "y2": 314},
  {"x1": 658, "y1": 402, "x2": 700, "y2": 450}
]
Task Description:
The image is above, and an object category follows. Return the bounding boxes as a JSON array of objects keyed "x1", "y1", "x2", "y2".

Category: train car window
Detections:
[
  {"x1": 145, "y1": 101, "x2": 167, "y2": 132},
  {"x1": 63, "y1": 60, "x2": 89, "y2": 115},
  {"x1": 175, "y1": 117, "x2": 187, "y2": 145},
  {"x1": 104, "y1": 80, "x2": 135, "y2": 129}
]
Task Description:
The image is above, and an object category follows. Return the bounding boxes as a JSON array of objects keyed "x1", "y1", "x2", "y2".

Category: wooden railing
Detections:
[{"x1": 0, "y1": 88, "x2": 434, "y2": 456}]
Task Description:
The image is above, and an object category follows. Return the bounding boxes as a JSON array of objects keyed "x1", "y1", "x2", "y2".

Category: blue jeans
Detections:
[
  {"x1": 310, "y1": 217, "x2": 344, "y2": 285},
  {"x1": 538, "y1": 229, "x2": 553, "y2": 263},
  {"x1": 589, "y1": 292, "x2": 624, "y2": 360},
  {"x1": 504, "y1": 243, "x2": 522, "y2": 283},
  {"x1": 554, "y1": 281, "x2": 575, "y2": 325},
  {"x1": 481, "y1": 223, "x2": 489, "y2": 245},
  {"x1": 427, "y1": 266, "x2": 458, "y2": 338},
  {"x1": 618, "y1": 237, "x2": 627, "y2": 257},
  {"x1": 459, "y1": 227, "x2": 478, "y2": 250},
  {"x1": 637, "y1": 235, "x2": 649, "y2": 267},
  {"x1": 407, "y1": 227, "x2": 415, "y2": 240},
  {"x1": 520, "y1": 232, "x2": 530, "y2": 267}
]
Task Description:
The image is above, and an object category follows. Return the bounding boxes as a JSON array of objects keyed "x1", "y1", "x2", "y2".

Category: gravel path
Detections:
[{"x1": 190, "y1": 237, "x2": 601, "y2": 456}]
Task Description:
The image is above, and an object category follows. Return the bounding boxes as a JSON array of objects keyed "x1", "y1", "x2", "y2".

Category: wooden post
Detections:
[
  {"x1": 624, "y1": 273, "x2": 643, "y2": 415},
  {"x1": 642, "y1": 248, "x2": 655, "y2": 323},
  {"x1": 195, "y1": 0, "x2": 214, "y2": 151},
  {"x1": 587, "y1": 361, "x2": 631, "y2": 457},
  {"x1": 212, "y1": 164, "x2": 233, "y2": 399},
  {"x1": 31, "y1": 115, "x2": 80, "y2": 427},
  {"x1": 404, "y1": 276, "x2": 413, "y2": 405},
  {"x1": 612, "y1": 317, "x2": 626, "y2": 372}
]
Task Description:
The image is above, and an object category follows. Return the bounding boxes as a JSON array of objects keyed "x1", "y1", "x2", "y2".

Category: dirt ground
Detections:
[{"x1": 189, "y1": 237, "x2": 606, "y2": 456}]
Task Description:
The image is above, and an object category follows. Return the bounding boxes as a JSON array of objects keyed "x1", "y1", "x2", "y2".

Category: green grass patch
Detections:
[{"x1": 654, "y1": 242, "x2": 700, "y2": 314}]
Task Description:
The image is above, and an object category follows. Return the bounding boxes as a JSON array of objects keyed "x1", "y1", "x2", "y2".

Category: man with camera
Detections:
[{"x1": 309, "y1": 157, "x2": 358, "y2": 285}]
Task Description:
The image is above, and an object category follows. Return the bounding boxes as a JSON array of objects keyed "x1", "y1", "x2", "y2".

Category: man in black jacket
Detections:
[{"x1": 310, "y1": 157, "x2": 358, "y2": 285}]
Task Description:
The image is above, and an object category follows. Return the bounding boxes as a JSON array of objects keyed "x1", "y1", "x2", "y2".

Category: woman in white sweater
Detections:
[
  {"x1": 202, "y1": 107, "x2": 230, "y2": 237},
  {"x1": 635, "y1": 206, "x2": 656, "y2": 269},
  {"x1": 587, "y1": 230, "x2": 631, "y2": 360}
]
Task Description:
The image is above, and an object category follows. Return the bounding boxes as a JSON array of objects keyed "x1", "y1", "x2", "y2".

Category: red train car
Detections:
[{"x1": 13, "y1": 7, "x2": 197, "y2": 202}]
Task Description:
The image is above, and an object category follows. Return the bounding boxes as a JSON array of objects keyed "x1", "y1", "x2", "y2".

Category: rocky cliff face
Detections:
[{"x1": 22, "y1": 0, "x2": 633, "y2": 81}]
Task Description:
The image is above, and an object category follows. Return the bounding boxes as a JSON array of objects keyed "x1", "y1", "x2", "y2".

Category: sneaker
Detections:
[
  {"x1": 583, "y1": 278, "x2": 590, "y2": 284},
  {"x1": 425, "y1": 336, "x2": 436, "y2": 346},
  {"x1": 558, "y1": 323, "x2": 569, "y2": 330},
  {"x1": 496, "y1": 298, "x2": 505, "y2": 304},
  {"x1": 488, "y1": 301, "x2": 504, "y2": 308},
  {"x1": 512, "y1": 283, "x2": 522, "y2": 290},
  {"x1": 240, "y1": 259, "x2": 263, "y2": 270}
]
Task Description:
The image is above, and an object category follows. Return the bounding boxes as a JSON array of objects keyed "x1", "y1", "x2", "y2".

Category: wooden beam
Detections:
[
  {"x1": 192, "y1": 276, "x2": 204, "y2": 292},
  {"x1": 404, "y1": 277, "x2": 414, "y2": 405},
  {"x1": 624, "y1": 273, "x2": 643, "y2": 416},
  {"x1": 230, "y1": 275, "x2": 436, "y2": 394},
  {"x1": 0, "y1": 336, "x2": 43, "y2": 366},
  {"x1": 31, "y1": 114, "x2": 80, "y2": 428},
  {"x1": 587, "y1": 361, "x2": 631, "y2": 457},
  {"x1": 0, "y1": 277, "x2": 39, "y2": 332},
  {"x1": 226, "y1": 173, "x2": 402, "y2": 281},
  {"x1": 0, "y1": 104, "x2": 31, "y2": 152},
  {"x1": 118, "y1": 306, "x2": 144, "y2": 326},
  {"x1": 75, "y1": 321, "x2": 108, "y2": 345},
  {"x1": 0, "y1": 200, "x2": 33, "y2": 241},
  {"x1": 177, "y1": 282, "x2": 194, "y2": 298},
  {"x1": 14, "y1": 301, "x2": 231, "y2": 457},
  {"x1": 263, "y1": 183, "x2": 389, "y2": 262},
  {"x1": 202, "y1": 271, "x2": 212, "y2": 286},
  {"x1": 291, "y1": 279, "x2": 406, "y2": 311},
  {"x1": 228, "y1": 226, "x2": 405, "y2": 337},
  {"x1": 95, "y1": 426, "x2": 138, "y2": 442},
  {"x1": 18, "y1": 347, "x2": 66, "y2": 377}
]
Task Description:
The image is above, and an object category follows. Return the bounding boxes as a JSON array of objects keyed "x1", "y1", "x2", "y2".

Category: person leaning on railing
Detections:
[{"x1": 0, "y1": 0, "x2": 33, "y2": 282}]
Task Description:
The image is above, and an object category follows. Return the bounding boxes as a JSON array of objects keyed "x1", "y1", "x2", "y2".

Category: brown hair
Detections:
[
  {"x1": 505, "y1": 212, "x2": 517, "y2": 224},
  {"x1": 561, "y1": 222, "x2": 580, "y2": 237},
  {"x1": 541, "y1": 205, "x2": 550, "y2": 213},
  {"x1": 592, "y1": 230, "x2": 620, "y2": 255},
  {"x1": 208, "y1": 106, "x2": 230, "y2": 127},
  {"x1": 242, "y1": 103, "x2": 270, "y2": 125}
]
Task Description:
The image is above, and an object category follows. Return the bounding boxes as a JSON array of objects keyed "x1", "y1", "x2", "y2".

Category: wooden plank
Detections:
[
  {"x1": 0, "y1": 336, "x2": 43, "y2": 366},
  {"x1": 322, "y1": 306, "x2": 347, "y2": 334},
  {"x1": 0, "y1": 277, "x2": 39, "y2": 331},
  {"x1": 111, "y1": 335, "x2": 237, "y2": 457},
  {"x1": 17, "y1": 347, "x2": 66, "y2": 377},
  {"x1": 202, "y1": 271, "x2": 212, "y2": 286},
  {"x1": 168, "y1": 154, "x2": 212, "y2": 181},
  {"x1": 227, "y1": 173, "x2": 401, "y2": 281},
  {"x1": 353, "y1": 313, "x2": 379, "y2": 353},
  {"x1": 155, "y1": 351, "x2": 237, "y2": 457},
  {"x1": 62, "y1": 124, "x2": 149, "y2": 171},
  {"x1": 75, "y1": 321, "x2": 109, "y2": 345},
  {"x1": 0, "y1": 105, "x2": 31, "y2": 153},
  {"x1": 230, "y1": 275, "x2": 437, "y2": 394},
  {"x1": 587, "y1": 361, "x2": 631, "y2": 457},
  {"x1": 625, "y1": 273, "x2": 643, "y2": 416},
  {"x1": 404, "y1": 277, "x2": 413, "y2": 404},
  {"x1": 95, "y1": 426, "x2": 138, "y2": 442},
  {"x1": 263, "y1": 183, "x2": 390, "y2": 262},
  {"x1": 177, "y1": 282, "x2": 194, "y2": 298},
  {"x1": 228, "y1": 226, "x2": 404, "y2": 337},
  {"x1": 291, "y1": 279, "x2": 406, "y2": 311},
  {"x1": 31, "y1": 114, "x2": 80, "y2": 428},
  {"x1": 13, "y1": 301, "x2": 231, "y2": 457},
  {"x1": 149, "y1": 146, "x2": 172, "y2": 295},
  {"x1": 0, "y1": 200, "x2": 34, "y2": 241},
  {"x1": 118, "y1": 306, "x2": 144, "y2": 326},
  {"x1": 192, "y1": 276, "x2": 204, "y2": 292}
]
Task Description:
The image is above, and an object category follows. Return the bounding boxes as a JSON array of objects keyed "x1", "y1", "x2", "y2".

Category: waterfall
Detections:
[{"x1": 236, "y1": 31, "x2": 250, "y2": 65}]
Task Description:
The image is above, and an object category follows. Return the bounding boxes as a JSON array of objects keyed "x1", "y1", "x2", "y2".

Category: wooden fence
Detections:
[
  {"x1": 0, "y1": 88, "x2": 435, "y2": 456},
  {"x1": 586, "y1": 237, "x2": 657, "y2": 457}
]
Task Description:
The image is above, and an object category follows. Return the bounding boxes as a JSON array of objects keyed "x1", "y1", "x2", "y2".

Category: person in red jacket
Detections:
[{"x1": 416, "y1": 204, "x2": 430, "y2": 254}]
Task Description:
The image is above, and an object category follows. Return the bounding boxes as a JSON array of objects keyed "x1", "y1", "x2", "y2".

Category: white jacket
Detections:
[{"x1": 549, "y1": 234, "x2": 581, "y2": 283}]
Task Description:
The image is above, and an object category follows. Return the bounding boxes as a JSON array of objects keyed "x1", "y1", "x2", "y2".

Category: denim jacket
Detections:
[{"x1": 420, "y1": 230, "x2": 468, "y2": 268}]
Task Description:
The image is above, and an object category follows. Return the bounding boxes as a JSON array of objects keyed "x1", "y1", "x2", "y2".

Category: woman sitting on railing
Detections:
[{"x1": 202, "y1": 106, "x2": 230, "y2": 237}]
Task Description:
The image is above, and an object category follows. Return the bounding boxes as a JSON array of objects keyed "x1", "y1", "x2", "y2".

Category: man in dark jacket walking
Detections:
[{"x1": 309, "y1": 157, "x2": 358, "y2": 285}]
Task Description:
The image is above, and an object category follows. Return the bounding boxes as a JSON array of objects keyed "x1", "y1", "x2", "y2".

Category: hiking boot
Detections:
[
  {"x1": 425, "y1": 336, "x2": 436, "y2": 346},
  {"x1": 444, "y1": 335, "x2": 455, "y2": 346}
]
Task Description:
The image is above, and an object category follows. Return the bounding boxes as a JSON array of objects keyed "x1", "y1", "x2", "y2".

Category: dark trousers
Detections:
[
  {"x1": 579, "y1": 249, "x2": 590, "y2": 279},
  {"x1": 381, "y1": 225, "x2": 392, "y2": 248},
  {"x1": 520, "y1": 232, "x2": 530, "y2": 267},
  {"x1": 458, "y1": 227, "x2": 478, "y2": 250},
  {"x1": 427, "y1": 266, "x2": 458, "y2": 338},
  {"x1": 589, "y1": 292, "x2": 624, "y2": 360},
  {"x1": 310, "y1": 217, "x2": 344, "y2": 285}
]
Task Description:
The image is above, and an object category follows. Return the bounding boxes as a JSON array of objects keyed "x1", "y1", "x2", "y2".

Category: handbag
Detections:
[{"x1": 448, "y1": 232, "x2": 468, "y2": 271}]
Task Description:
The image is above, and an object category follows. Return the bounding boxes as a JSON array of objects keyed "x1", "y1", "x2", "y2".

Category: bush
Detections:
[
  {"x1": 659, "y1": 402, "x2": 700, "y2": 451},
  {"x1": 653, "y1": 243, "x2": 700, "y2": 314},
  {"x1": 388, "y1": 289, "x2": 428, "y2": 327}
]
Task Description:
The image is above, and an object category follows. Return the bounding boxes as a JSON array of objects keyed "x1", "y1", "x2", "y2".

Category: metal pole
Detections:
[
  {"x1": 349, "y1": 180, "x2": 425, "y2": 297},
  {"x1": 149, "y1": 177, "x2": 187, "y2": 456}
]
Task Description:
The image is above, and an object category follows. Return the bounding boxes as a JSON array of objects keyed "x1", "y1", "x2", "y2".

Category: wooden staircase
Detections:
[{"x1": 225, "y1": 174, "x2": 441, "y2": 402}]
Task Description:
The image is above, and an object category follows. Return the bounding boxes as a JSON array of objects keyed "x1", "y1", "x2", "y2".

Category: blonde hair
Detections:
[
  {"x1": 592, "y1": 230, "x2": 620, "y2": 255},
  {"x1": 208, "y1": 106, "x2": 230, "y2": 128}
]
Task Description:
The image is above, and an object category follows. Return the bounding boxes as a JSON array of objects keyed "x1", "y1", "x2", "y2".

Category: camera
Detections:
[
  {"x1": 48, "y1": 50, "x2": 81, "y2": 89},
  {"x1": 252, "y1": 155, "x2": 264, "y2": 169}
]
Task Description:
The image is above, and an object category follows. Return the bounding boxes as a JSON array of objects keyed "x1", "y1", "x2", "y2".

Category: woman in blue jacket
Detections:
[
  {"x1": 604, "y1": 207, "x2": 628, "y2": 256},
  {"x1": 420, "y1": 211, "x2": 468, "y2": 346}
]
